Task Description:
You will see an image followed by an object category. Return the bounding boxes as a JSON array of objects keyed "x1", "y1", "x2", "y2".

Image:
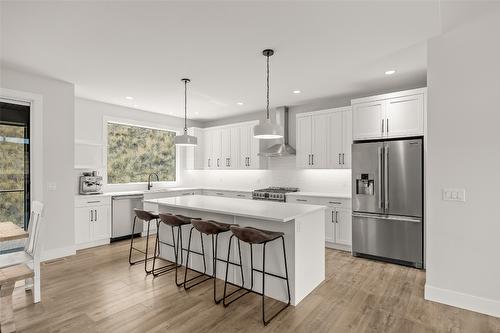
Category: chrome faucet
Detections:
[{"x1": 147, "y1": 173, "x2": 159, "y2": 190}]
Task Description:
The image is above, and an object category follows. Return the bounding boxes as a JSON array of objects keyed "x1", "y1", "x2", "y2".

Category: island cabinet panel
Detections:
[
  {"x1": 74, "y1": 196, "x2": 111, "y2": 250},
  {"x1": 148, "y1": 196, "x2": 325, "y2": 306},
  {"x1": 351, "y1": 87, "x2": 426, "y2": 140},
  {"x1": 194, "y1": 121, "x2": 262, "y2": 170},
  {"x1": 296, "y1": 107, "x2": 352, "y2": 169},
  {"x1": 288, "y1": 194, "x2": 352, "y2": 251}
]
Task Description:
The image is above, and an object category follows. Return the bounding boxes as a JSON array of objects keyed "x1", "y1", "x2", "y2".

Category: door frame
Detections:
[{"x1": 0, "y1": 88, "x2": 44, "y2": 222}]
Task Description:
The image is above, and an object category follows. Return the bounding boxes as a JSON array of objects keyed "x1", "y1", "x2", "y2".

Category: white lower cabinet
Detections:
[
  {"x1": 288, "y1": 195, "x2": 352, "y2": 251},
  {"x1": 75, "y1": 196, "x2": 111, "y2": 250}
]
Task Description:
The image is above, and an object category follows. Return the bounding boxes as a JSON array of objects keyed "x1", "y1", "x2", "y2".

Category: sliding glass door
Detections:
[{"x1": 0, "y1": 101, "x2": 30, "y2": 229}]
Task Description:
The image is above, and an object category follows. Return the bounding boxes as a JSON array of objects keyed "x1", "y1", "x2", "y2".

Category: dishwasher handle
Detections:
[{"x1": 112, "y1": 195, "x2": 144, "y2": 201}]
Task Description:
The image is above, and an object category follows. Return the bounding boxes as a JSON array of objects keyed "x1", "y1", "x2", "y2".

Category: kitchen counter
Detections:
[
  {"x1": 151, "y1": 194, "x2": 325, "y2": 306},
  {"x1": 145, "y1": 195, "x2": 324, "y2": 223},
  {"x1": 75, "y1": 187, "x2": 252, "y2": 198},
  {"x1": 287, "y1": 191, "x2": 351, "y2": 199}
]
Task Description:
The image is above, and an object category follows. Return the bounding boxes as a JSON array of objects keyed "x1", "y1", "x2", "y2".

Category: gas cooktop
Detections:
[{"x1": 252, "y1": 187, "x2": 299, "y2": 202}]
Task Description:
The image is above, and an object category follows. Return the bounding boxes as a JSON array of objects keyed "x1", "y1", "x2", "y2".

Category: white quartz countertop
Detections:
[
  {"x1": 75, "y1": 186, "x2": 254, "y2": 198},
  {"x1": 287, "y1": 192, "x2": 351, "y2": 199},
  {"x1": 145, "y1": 195, "x2": 325, "y2": 223}
]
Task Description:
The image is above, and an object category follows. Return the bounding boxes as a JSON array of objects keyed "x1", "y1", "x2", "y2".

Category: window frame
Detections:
[{"x1": 102, "y1": 116, "x2": 181, "y2": 189}]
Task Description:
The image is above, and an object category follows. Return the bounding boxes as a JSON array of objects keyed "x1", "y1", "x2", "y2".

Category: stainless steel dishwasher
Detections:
[{"x1": 111, "y1": 194, "x2": 144, "y2": 241}]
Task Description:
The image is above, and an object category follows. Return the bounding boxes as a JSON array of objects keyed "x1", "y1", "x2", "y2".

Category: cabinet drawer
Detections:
[
  {"x1": 315, "y1": 197, "x2": 351, "y2": 208},
  {"x1": 75, "y1": 196, "x2": 111, "y2": 207},
  {"x1": 288, "y1": 196, "x2": 322, "y2": 205}
]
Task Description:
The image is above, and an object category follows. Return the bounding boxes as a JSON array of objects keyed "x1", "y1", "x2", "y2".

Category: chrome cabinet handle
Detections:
[
  {"x1": 228, "y1": 158, "x2": 231, "y2": 167},
  {"x1": 208, "y1": 158, "x2": 211, "y2": 167},
  {"x1": 331, "y1": 210, "x2": 334, "y2": 223},
  {"x1": 217, "y1": 158, "x2": 220, "y2": 167},
  {"x1": 338, "y1": 153, "x2": 341, "y2": 165},
  {"x1": 311, "y1": 154, "x2": 314, "y2": 165},
  {"x1": 296, "y1": 198, "x2": 307, "y2": 202},
  {"x1": 381, "y1": 119, "x2": 384, "y2": 134},
  {"x1": 216, "y1": 192, "x2": 224, "y2": 196},
  {"x1": 329, "y1": 201, "x2": 341, "y2": 205},
  {"x1": 95, "y1": 209, "x2": 98, "y2": 221},
  {"x1": 87, "y1": 200, "x2": 100, "y2": 204},
  {"x1": 90, "y1": 209, "x2": 93, "y2": 222},
  {"x1": 247, "y1": 157, "x2": 250, "y2": 166},
  {"x1": 386, "y1": 118, "x2": 389, "y2": 133},
  {"x1": 335, "y1": 210, "x2": 338, "y2": 223},
  {"x1": 236, "y1": 194, "x2": 245, "y2": 197},
  {"x1": 342, "y1": 153, "x2": 345, "y2": 165},
  {"x1": 308, "y1": 154, "x2": 311, "y2": 166}
]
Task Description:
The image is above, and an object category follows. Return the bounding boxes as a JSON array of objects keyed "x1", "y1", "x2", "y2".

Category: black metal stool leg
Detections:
[
  {"x1": 128, "y1": 216, "x2": 137, "y2": 265},
  {"x1": 183, "y1": 227, "x2": 211, "y2": 289},
  {"x1": 151, "y1": 223, "x2": 181, "y2": 277},
  {"x1": 129, "y1": 217, "x2": 156, "y2": 267},
  {"x1": 223, "y1": 236, "x2": 250, "y2": 307}
]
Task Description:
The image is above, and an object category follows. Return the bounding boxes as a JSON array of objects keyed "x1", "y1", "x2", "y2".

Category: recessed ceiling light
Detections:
[
  {"x1": 133, "y1": 104, "x2": 139, "y2": 108},
  {"x1": 125, "y1": 96, "x2": 134, "y2": 100},
  {"x1": 237, "y1": 102, "x2": 244, "y2": 106},
  {"x1": 293, "y1": 90, "x2": 301, "y2": 94},
  {"x1": 385, "y1": 70, "x2": 396, "y2": 75}
]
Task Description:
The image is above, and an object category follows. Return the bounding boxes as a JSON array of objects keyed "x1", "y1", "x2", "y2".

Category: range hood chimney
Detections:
[{"x1": 258, "y1": 106, "x2": 296, "y2": 157}]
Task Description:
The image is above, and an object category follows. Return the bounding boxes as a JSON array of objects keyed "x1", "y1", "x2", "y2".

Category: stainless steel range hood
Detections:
[{"x1": 258, "y1": 106, "x2": 296, "y2": 157}]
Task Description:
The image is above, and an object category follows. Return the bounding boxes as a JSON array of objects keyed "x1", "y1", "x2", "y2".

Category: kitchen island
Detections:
[{"x1": 144, "y1": 195, "x2": 325, "y2": 305}]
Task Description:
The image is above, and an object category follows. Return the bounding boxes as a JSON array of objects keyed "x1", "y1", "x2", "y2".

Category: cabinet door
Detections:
[
  {"x1": 296, "y1": 116, "x2": 312, "y2": 168},
  {"x1": 75, "y1": 207, "x2": 91, "y2": 245},
  {"x1": 352, "y1": 101, "x2": 385, "y2": 140},
  {"x1": 342, "y1": 110, "x2": 353, "y2": 168},
  {"x1": 229, "y1": 127, "x2": 239, "y2": 169},
  {"x1": 204, "y1": 130, "x2": 213, "y2": 169},
  {"x1": 239, "y1": 125, "x2": 250, "y2": 168},
  {"x1": 325, "y1": 207, "x2": 336, "y2": 243},
  {"x1": 220, "y1": 128, "x2": 231, "y2": 169},
  {"x1": 212, "y1": 129, "x2": 222, "y2": 168},
  {"x1": 92, "y1": 206, "x2": 111, "y2": 241},
  {"x1": 328, "y1": 112, "x2": 343, "y2": 169},
  {"x1": 335, "y1": 208, "x2": 352, "y2": 246},
  {"x1": 385, "y1": 94, "x2": 424, "y2": 138},
  {"x1": 311, "y1": 114, "x2": 330, "y2": 169},
  {"x1": 248, "y1": 125, "x2": 260, "y2": 169}
]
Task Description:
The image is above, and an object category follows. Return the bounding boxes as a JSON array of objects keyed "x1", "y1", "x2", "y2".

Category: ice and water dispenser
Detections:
[{"x1": 356, "y1": 173, "x2": 374, "y2": 195}]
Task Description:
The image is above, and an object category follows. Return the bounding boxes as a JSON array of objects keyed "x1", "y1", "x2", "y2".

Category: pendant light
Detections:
[
  {"x1": 174, "y1": 78, "x2": 198, "y2": 146},
  {"x1": 253, "y1": 49, "x2": 283, "y2": 139}
]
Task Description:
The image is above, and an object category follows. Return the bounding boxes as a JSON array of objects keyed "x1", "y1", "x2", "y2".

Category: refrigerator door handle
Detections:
[
  {"x1": 378, "y1": 146, "x2": 383, "y2": 209},
  {"x1": 384, "y1": 145, "x2": 389, "y2": 210},
  {"x1": 352, "y1": 212, "x2": 421, "y2": 223}
]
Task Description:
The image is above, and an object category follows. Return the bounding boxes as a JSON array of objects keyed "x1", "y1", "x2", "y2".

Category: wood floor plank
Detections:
[{"x1": 8, "y1": 239, "x2": 500, "y2": 333}]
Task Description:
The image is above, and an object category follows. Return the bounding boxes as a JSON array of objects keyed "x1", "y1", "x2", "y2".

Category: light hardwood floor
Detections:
[{"x1": 11, "y1": 238, "x2": 500, "y2": 333}]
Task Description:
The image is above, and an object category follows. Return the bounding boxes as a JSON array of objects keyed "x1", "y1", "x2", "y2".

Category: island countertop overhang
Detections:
[{"x1": 144, "y1": 195, "x2": 325, "y2": 222}]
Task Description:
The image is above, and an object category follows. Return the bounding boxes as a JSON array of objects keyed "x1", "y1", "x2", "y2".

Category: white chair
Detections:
[{"x1": 0, "y1": 201, "x2": 44, "y2": 303}]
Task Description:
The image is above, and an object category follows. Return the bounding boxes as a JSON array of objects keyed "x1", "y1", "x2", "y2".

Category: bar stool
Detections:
[
  {"x1": 152, "y1": 213, "x2": 200, "y2": 285},
  {"x1": 128, "y1": 209, "x2": 159, "y2": 274},
  {"x1": 223, "y1": 226, "x2": 291, "y2": 326},
  {"x1": 183, "y1": 219, "x2": 237, "y2": 303}
]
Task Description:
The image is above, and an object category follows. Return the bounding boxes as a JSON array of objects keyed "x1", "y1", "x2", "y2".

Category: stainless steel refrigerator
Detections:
[{"x1": 352, "y1": 138, "x2": 423, "y2": 268}]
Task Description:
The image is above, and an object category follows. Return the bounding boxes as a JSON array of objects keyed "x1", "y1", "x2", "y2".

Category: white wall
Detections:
[
  {"x1": 74, "y1": 97, "x2": 202, "y2": 192},
  {"x1": 1, "y1": 67, "x2": 76, "y2": 260},
  {"x1": 425, "y1": 10, "x2": 500, "y2": 318}
]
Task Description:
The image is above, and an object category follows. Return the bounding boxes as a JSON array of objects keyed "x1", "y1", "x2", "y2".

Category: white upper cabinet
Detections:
[
  {"x1": 192, "y1": 121, "x2": 262, "y2": 170},
  {"x1": 297, "y1": 107, "x2": 352, "y2": 169},
  {"x1": 385, "y1": 94, "x2": 424, "y2": 138},
  {"x1": 351, "y1": 88, "x2": 426, "y2": 140},
  {"x1": 296, "y1": 116, "x2": 312, "y2": 168}
]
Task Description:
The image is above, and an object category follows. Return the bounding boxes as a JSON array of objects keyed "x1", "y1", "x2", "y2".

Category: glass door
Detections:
[{"x1": 0, "y1": 101, "x2": 30, "y2": 230}]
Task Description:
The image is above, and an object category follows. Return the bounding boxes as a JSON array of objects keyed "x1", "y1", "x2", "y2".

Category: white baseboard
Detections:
[
  {"x1": 41, "y1": 245, "x2": 76, "y2": 262},
  {"x1": 75, "y1": 239, "x2": 110, "y2": 251},
  {"x1": 325, "y1": 242, "x2": 351, "y2": 252},
  {"x1": 425, "y1": 284, "x2": 500, "y2": 318}
]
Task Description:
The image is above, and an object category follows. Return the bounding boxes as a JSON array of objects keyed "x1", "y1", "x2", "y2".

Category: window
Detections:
[{"x1": 106, "y1": 122, "x2": 176, "y2": 184}]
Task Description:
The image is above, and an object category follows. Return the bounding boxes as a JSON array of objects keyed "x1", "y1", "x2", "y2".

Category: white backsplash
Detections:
[{"x1": 181, "y1": 156, "x2": 351, "y2": 194}]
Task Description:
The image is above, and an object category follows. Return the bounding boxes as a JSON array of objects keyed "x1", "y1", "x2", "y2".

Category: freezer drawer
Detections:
[{"x1": 352, "y1": 213, "x2": 422, "y2": 267}]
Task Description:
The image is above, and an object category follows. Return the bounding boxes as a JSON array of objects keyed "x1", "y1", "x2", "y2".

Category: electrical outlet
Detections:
[{"x1": 442, "y1": 188, "x2": 466, "y2": 202}]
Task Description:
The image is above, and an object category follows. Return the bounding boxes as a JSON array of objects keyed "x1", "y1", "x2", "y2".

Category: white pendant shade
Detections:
[
  {"x1": 174, "y1": 132, "x2": 197, "y2": 146},
  {"x1": 175, "y1": 78, "x2": 198, "y2": 146},
  {"x1": 254, "y1": 118, "x2": 283, "y2": 139}
]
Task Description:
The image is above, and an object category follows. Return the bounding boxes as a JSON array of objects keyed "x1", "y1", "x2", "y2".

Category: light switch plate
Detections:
[{"x1": 442, "y1": 188, "x2": 466, "y2": 202}]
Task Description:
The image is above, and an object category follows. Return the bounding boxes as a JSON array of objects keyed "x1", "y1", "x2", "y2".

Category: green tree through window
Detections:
[{"x1": 107, "y1": 123, "x2": 176, "y2": 184}]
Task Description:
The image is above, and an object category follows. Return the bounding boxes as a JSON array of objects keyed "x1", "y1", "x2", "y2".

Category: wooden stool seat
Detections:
[
  {"x1": 191, "y1": 219, "x2": 234, "y2": 235},
  {"x1": 0, "y1": 264, "x2": 34, "y2": 333},
  {"x1": 229, "y1": 226, "x2": 284, "y2": 244}
]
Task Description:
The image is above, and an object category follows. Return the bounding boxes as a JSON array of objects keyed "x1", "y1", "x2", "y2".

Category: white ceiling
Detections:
[{"x1": 0, "y1": 1, "x2": 443, "y2": 120}]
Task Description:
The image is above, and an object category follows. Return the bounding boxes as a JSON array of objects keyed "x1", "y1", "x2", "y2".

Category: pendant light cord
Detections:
[
  {"x1": 266, "y1": 53, "x2": 270, "y2": 120},
  {"x1": 184, "y1": 79, "x2": 188, "y2": 133}
]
